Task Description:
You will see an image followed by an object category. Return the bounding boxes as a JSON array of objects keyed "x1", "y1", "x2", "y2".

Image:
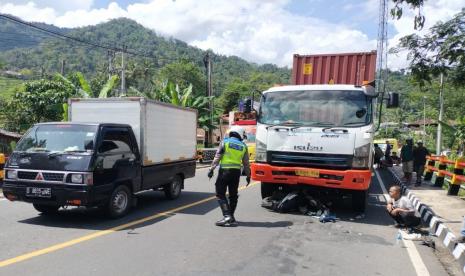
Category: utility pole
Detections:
[
  {"x1": 120, "y1": 45, "x2": 127, "y2": 97},
  {"x1": 436, "y1": 73, "x2": 444, "y2": 155},
  {"x1": 203, "y1": 53, "x2": 213, "y2": 147},
  {"x1": 108, "y1": 50, "x2": 113, "y2": 80},
  {"x1": 60, "y1": 59, "x2": 66, "y2": 75},
  {"x1": 423, "y1": 96, "x2": 427, "y2": 143}
]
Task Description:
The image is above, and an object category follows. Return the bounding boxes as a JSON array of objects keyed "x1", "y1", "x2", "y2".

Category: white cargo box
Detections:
[{"x1": 69, "y1": 98, "x2": 197, "y2": 166}]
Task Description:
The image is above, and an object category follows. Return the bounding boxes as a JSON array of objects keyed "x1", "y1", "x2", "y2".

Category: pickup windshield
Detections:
[
  {"x1": 16, "y1": 124, "x2": 98, "y2": 153},
  {"x1": 258, "y1": 90, "x2": 372, "y2": 127}
]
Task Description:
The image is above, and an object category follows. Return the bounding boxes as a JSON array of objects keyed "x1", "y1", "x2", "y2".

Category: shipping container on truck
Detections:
[
  {"x1": 2, "y1": 98, "x2": 197, "y2": 218},
  {"x1": 291, "y1": 51, "x2": 377, "y2": 86},
  {"x1": 252, "y1": 51, "x2": 377, "y2": 212}
]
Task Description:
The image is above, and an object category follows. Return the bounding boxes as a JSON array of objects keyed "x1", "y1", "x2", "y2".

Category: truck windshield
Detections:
[
  {"x1": 16, "y1": 124, "x2": 98, "y2": 153},
  {"x1": 258, "y1": 90, "x2": 372, "y2": 127}
]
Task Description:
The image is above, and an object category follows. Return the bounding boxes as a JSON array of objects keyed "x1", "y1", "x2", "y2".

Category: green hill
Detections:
[{"x1": 0, "y1": 17, "x2": 290, "y2": 96}]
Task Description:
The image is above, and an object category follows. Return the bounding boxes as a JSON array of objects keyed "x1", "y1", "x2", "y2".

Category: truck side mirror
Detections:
[{"x1": 387, "y1": 92, "x2": 399, "y2": 108}]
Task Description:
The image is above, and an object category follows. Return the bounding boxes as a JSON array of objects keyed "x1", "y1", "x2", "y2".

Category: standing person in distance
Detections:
[
  {"x1": 401, "y1": 138, "x2": 415, "y2": 185},
  {"x1": 208, "y1": 126, "x2": 251, "y2": 227},
  {"x1": 413, "y1": 141, "x2": 430, "y2": 186}
]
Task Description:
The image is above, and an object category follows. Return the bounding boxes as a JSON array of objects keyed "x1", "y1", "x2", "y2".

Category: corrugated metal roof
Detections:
[{"x1": 0, "y1": 129, "x2": 22, "y2": 139}]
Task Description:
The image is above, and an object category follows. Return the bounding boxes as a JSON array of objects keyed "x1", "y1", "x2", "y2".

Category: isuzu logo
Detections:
[{"x1": 294, "y1": 143, "x2": 323, "y2": 152}]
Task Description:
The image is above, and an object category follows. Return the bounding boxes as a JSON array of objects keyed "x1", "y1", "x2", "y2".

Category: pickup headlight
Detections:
[
  {"x1": 255, "y1": 140, "x2": 267, "y2": 162},
  {"x1": 6, "y1": 170, "x2": 17, "y2": 179},
  {"x1": 352, "y1": 143, "x2": 370, "y2": 168},
  {"x1": 69, "y1": 173, "x2": 93, "y2": 185},
  {"x1": 71, "y1": 174, "x2": 83, "y2": 184}
]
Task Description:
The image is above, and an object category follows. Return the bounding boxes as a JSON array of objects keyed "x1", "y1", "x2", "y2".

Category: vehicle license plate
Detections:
[
  {"x1": 295, "y1": 169, "x2": 319, "y2": 178},
  {"x1": 26, "y1": 187, "x2": 52, "y2": 198}
]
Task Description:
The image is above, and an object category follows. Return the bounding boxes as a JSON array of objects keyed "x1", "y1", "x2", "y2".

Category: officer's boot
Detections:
[
  {"x1": 229, "y1": 195, "x2": 238, "y2": 226},
  {"x1": 216, "y1": 199, "x2": 233, "y2": 226}
]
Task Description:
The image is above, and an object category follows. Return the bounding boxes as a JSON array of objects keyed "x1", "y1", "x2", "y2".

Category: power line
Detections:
[{"x1": 0, "y1": 14, "x2": 180, "y2": 62}]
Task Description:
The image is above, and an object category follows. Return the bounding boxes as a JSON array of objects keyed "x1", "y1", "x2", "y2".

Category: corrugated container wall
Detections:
[{"x1": 291, "y1": 51, "x2": 377, "y2": 86}]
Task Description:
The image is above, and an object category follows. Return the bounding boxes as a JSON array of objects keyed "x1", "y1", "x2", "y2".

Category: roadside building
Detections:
[{"x1": 0, "y1": 128, "x2": 21, "y2": 155}]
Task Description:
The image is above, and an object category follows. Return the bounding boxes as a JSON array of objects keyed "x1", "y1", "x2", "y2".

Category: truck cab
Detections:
[
  {"x1": 2, "y1": 121, "x2": 193, "y2": 218},
  {"x1": 251, "y1": 84, "x2": 377, "y2": 211}
]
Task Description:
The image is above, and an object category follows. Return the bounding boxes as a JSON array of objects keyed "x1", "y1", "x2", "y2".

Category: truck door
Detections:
[{"x1": 94, "y1": 126, "x2": 141, "y2": 192}]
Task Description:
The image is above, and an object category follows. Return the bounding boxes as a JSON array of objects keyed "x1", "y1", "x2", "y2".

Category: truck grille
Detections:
[
  {"x1": 42, "y1": 173, "x2": 65, "y2": 182},
  {"x1": 269, "y1": 151, "x2": 353, "y2": 170},
  {"x1": 17, "y1": 171, "x2": 38, "y2": 180},
  {"x1": 17, "y1": 171, "x2": 64, "y2": 182}
]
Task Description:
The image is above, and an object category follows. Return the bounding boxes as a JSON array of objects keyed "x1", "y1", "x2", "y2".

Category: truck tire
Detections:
[
  {"x1": 352, "y1": 190, "x2": 368, "y2": 212},
  {"x1": 107, "y1": 185, "x2": 132, "y2": 219},
  {"x1": 261, "y1": 182, "x2": 277, "y2": 199},
  {"x1": 164, "y1": 175, "x2": 183, "y2": 200},
  {"x1": 33, "y1": 203, "x2": 60, "y2": 214}
]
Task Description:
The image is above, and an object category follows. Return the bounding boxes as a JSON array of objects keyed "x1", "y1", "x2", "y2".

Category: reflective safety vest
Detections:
[{"x1": 220, "y1": 138, "x2": 246, "y2": 169}]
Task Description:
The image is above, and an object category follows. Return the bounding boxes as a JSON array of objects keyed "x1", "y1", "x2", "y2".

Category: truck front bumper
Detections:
[{"x1": 251, "y1": 163, "x2": 371, "y2": 191}]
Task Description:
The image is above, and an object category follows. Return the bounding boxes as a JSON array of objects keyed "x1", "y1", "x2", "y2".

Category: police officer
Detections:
[{"x1": 208, "y1": 126, "x2": 251, "y2": 226}]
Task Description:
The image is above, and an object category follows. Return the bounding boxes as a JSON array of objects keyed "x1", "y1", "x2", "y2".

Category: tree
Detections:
[
  {"x1": 58, "y1": 72, "x2": 119, "y2": 98},
  {"x1": 390, "y1": 0, "x2": 425, "y2": 30},
  {"x1": 393, "y1": 9, "x2": 465, "y2": 86},
  {"x1": 158, "y1": 60, "x2": 206, "y2": 97},
  {"x1": 2, "y1": 77, "x2": 79, "y2": 132}
]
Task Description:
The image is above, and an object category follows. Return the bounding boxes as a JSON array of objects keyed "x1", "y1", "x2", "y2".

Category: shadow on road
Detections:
[
  {"x1": 17, "y1": 190, "x2": 217, "y2": 231},
  {"x1": 237, "y1": 221, "x2": 293, "y2": 228}
]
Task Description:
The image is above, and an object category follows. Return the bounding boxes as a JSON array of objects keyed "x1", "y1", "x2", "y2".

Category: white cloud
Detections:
[{"x1": 1, "y1": 0, "x2": 463, "y2": 69}]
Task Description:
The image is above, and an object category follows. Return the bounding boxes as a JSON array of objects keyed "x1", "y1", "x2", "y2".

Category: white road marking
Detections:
[{"x1": 374, "y1": 170, "x2": 430, "y2": 276}]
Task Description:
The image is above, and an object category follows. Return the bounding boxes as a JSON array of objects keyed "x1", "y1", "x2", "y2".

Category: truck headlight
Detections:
[
  {"x1": 6, "y1": 170, "x2": 17, "y2": 179},
  {"x1": 255, "y1": 140, "x2": 267, "y2": 162},
  {"x1": 352, "y1": 143, "x2": 370, "y2": 168}
]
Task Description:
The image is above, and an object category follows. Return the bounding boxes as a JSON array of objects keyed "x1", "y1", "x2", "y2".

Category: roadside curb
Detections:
[{"x1": 387, "y1": 167, "x2": 465, "y2": 271}]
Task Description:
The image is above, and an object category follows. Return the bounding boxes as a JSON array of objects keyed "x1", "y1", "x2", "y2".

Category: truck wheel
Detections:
[
  {"x1": 107, "y1": 185, "x2": 132, "y2": 218},
  {"x1": 261, "y1": 182, "x2": 277, "y2": 199},
  {"x1": 352, "y1": 190, "x2": 368, "y2": 212},
  {"x1": 33, "y1": 203, "x2": 60, "y2": 214},
  {"x1": 165, "y1": 175, "x2": 182, "y2": 200}
]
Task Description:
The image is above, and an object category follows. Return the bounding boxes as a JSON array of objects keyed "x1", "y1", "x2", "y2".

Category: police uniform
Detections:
[{"x1": 209, "y1": 134, "x2": 250, "y2": 226}]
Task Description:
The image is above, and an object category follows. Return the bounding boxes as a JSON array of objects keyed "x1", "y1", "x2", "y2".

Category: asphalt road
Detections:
[{"x1": 0, "y1": 168, "x2": 454, "y2": 275}]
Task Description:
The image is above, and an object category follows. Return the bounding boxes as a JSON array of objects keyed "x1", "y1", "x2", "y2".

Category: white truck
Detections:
[
  {"x1": 3, "y1": 98, "x2": 197, "y2": 217},
  {"x1": 251, "y1": 85, "x2": 377, "y2": 211}
]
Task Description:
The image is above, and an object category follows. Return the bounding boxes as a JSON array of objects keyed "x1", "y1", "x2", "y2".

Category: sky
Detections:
[{"x1": 0, "y1": 0, "x2": 464, "y2": 69}]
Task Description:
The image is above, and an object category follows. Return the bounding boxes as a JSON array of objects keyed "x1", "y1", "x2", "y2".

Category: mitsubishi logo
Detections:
[{"x1": 35, "y1": 172, "x2": 44, "y2": 181}]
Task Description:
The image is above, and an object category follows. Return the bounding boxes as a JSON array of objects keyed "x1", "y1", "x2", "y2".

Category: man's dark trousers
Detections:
[{"x1": 215, "y1": 168, "x2": 241, "y2": 216}]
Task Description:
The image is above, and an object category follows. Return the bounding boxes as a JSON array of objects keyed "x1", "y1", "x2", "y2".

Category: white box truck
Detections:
[{"x1": 2, "y1": 98, "x2": 197, "y2": 218}]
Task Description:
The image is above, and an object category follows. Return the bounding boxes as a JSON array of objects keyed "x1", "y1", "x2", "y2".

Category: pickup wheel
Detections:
[
  {"x1": 165, "y1": 175, "x2": 183, "y2": 200},
  {"x1": 107, "y1": 185, "x2": 132, "y2": 219},
  {"x1": 261, "y1": 182, "x2": 277, "y2": 199},
  {"x1": 33, "y1": 203, "x2": 60, "y2": 214},
  {"x1": 352, "y1": 190, "x2": 368, "y2": 213}
]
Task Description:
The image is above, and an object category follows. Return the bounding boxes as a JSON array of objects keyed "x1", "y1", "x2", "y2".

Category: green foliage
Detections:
[
  {"x1": 1, "y1": 77, "x2": 79, "y2": 132},
  {"x1": 0, "y1": 76, "x2": 24, "y2": 99},
  {"x1": 218, "y1": 72, "x2": 285, "y2": 113},
  {"x1": 390, "y1": 0, "x2": 425, "y2": 29},
  {"x1": 158, "y1": 60, "x2": 205, "y2": 97},
  {"x1": 0, "y1": 18, "x2": 289, "y2": 103},
  {"x1": 393, "y1": 9, "x2": 465, "y2": 86}
]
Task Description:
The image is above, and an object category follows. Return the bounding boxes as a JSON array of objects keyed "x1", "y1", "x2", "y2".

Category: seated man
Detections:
[{"x1": 386, "y1": 185, "x2": 420, "y2": 227}]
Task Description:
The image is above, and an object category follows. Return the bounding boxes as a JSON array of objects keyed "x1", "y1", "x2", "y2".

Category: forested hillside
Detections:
[{"x1": 0, "y1": 16, "x2": 290, "y2": 98}]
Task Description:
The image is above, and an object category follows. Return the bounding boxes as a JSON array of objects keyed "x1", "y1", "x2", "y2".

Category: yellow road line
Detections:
[{"x1": 0, "y1": 182, "x2": 258, "y2": 268}]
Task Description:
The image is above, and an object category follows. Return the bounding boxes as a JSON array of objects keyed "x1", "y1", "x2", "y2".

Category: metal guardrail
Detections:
[{"x1": 424, "y1": 155, "x2": 465, "y2": 195}]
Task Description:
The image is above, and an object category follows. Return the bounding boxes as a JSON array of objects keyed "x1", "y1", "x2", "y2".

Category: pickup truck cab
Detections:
[{"x1": 3, "y1": 122, "x2": 195, "y2": 218}]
